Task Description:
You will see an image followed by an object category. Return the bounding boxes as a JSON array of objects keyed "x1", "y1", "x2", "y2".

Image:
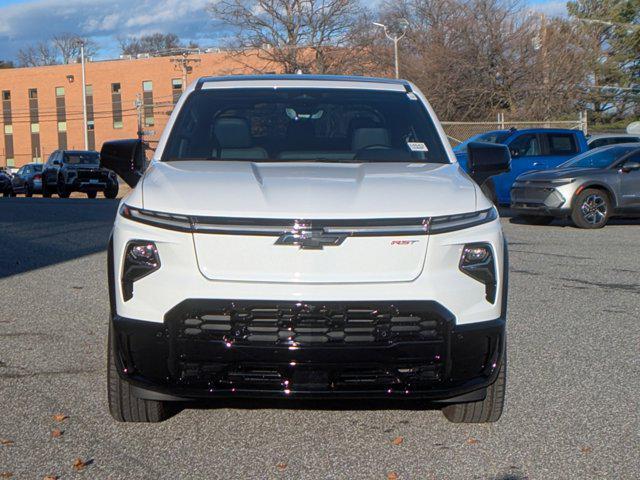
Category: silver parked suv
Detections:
[{"x1": 511, "y1": 144, "x2": 640, "y2": 228}]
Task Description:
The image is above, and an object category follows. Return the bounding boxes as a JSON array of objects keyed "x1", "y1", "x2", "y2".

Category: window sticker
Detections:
[{"x1": 407, "y1": 142, "x2": 429, "y2": 152}]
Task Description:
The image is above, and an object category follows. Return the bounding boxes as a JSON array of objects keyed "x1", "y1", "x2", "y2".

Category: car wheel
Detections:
[
  {"x1": 57, "y1": 178, "x2": 70, "y2": 198},
  {"x1": 25, "y1": 185, "x2": 33, "y2": 198},
  {"x1": 442, "y1": 355, "x2": 506, "y2": 423},
  {"x1": 571, "y1": 188, "x2": 610, "y2": 229},
  {"x1": 87, "y1": 191, "x2": 97, "y2": 199},
  {"x1": 107, "y1": 322, "x2": 171, "y2": 423},
  {"x1": 104, "y1": 183, "x2": 119, "y2": 199},
  {"x1": 518, "y1": 215, "x2": 554, "y2": 225}
]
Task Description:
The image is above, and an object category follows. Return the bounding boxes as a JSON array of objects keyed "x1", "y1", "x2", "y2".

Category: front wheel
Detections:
[
  {"x1": 57, "y1": 178, "x2": 70, "y2": 198},
  {"x1": 87, "y1": 191, "x2": 97, "y2": 199},
  {"x1": 442, "y1": 356, "x2": 506, "y2": 423},
  {"x1": 104, "y1": 182, "x2": 119, "y2": 199},
  {"x1": 107, "y1": 323, "x2": 170, "y2": 423},
  {"x1": 571, "y1": 188, "x2": 610, "y2": 229}
]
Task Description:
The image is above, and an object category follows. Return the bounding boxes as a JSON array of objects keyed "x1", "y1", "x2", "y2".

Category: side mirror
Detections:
[
  {"x1": 467, "y1": 141, "x2": 511, "y2": 185},
  {"x1": 100, "y1": 139, "x2": 146, "y2": 187},
  {"x1": 621, "y1": 161, "x2": 640, "y2": 173}
]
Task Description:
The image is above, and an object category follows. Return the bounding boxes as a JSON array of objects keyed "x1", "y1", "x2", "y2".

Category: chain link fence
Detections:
[{"x1": 442, "y1": 112, "x2": 588, "y2": 147}]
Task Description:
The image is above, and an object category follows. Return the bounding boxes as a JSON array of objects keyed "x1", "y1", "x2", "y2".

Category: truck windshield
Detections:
[
  {"x1": 65, "y1": 152, "x2": 100, "y2": 165},
  {"x1": 162, "y1": 88, "x2": 448, "y2": 163}
]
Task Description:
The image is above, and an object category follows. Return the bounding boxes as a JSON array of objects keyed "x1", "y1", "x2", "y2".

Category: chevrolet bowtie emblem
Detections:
[{"x1": 275, "y1": 229, "x2": 347, "y2": 250}]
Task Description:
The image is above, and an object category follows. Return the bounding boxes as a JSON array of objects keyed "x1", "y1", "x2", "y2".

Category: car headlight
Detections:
[
  {"x1": 122, "y1": 241, "x2": 160, "y2": 301},
  {"x1": 429, "y1": 208, "x2": 498, "y2": 234},
  {"x1": 459, "y1": 243, "x2": 497, "y2": 303},
  {"x1": 548, "y1": 178, "x2": 574, "y2": 185}
]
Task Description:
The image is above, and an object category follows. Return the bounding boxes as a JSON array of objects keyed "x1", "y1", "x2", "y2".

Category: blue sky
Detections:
[{"x1": 0, "y1": 0, "x2": 568, "y2": 62}]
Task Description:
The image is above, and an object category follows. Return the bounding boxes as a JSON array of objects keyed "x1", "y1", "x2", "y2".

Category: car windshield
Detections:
[
  {"x1": 162, "y1": 88, "x2": 448, "y2": 163},
  {"x1": 64, "y1": 152, "x2": 99, "y2": 165},
  {"x1": 559, "y1": 145, "x2": 637, "y2": 169},
  {"x1": 452, "y1": 131, "x2": 509, "y2": 152},
  {"x1": 33, "y1": 164, "x2": 43, "y2": 172}
]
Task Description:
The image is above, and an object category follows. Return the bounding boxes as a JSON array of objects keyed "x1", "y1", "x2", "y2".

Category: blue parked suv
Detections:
[{"x1": 455, "y1": 128, "x2": 588, "y2": 205}]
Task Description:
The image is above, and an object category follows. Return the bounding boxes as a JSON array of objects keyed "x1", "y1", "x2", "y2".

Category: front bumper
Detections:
[
  {"x1": 510, "y1": 184, "x2": 570, "y2": 216},
  {"x1": 111, "y1": 300, "x2": 505, "y2": 401}
]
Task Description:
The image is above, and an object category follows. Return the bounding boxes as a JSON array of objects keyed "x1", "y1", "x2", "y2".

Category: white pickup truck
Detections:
[{"x1": 101, "y1": 75, "x2": 511, "y2": 424}]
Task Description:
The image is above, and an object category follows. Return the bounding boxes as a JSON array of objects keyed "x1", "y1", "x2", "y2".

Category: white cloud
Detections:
[{"x1": 0, "y1": 0, "x2": 224, "y2": 60}]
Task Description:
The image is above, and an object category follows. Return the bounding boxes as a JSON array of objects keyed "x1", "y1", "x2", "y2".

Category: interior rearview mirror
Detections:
[
  {"x1": 100, "y1": 139, "x2": 146, "y2": 187},
  {"x1": 467, "y1": 141, "x2": 511, "y2": 185},
  {"x1": 621, "y1": 161, "x2": 640, "y2": 173}
]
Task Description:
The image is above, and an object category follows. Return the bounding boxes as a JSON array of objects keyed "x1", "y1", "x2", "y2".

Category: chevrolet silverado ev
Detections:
[{"x1": 101, "y1": 75, "x2": 511, "y2": 423}]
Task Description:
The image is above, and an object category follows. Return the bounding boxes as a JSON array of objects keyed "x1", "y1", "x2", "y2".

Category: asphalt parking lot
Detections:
[{"x1": 0, "y1": 198, "x2": 638, "y2": 479}]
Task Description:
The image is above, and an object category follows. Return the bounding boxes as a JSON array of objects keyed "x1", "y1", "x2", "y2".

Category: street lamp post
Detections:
[
  {"x1": 373, "y1": 20, "x2": 409, "y2": 79},
  {"x1": 76, "y1": 39, "x2": 89, "y2": 150}
]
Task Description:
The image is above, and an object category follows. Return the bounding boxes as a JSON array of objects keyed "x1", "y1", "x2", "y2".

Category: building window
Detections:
[
  {"x1": 2, "y1": 91, "x2": 9, "y2": 101},
  {"x1": 28, "y1": 88, "x2": 38, "y2": 99},
  {"x1": 55, "y1": 86, "x2": 65, "y2": 97},
  {"x1": 143, "y1": 80, "x2": 153, "y2": 92},
  {"x1": 31, "y1": 123, "x2": 40, "y2": 133},
  {"x1": 113, "y1": 120, "x2": 123, "y2": 129},
  {"x1": 57, "y1": 121, "x2": 67, "y2": 132},
  {"x1": 6, "y1": 158, "x2": 14, "y2": 167},
  {"x1": 86, "y1": 84, "x2": 93, "y2": 95},
  {"x1": 112, "y1": 83, "x2": 121, "y2": 94},
  {"x1": 111, "y1": 82, "x2": 123, "y2": 129},
  {"x1": 4, "y1": 125, "x2": 12, "y2": 135},
  {"x1": 172, "y1": 78, "x2": 183, "y2": 103},
  {"x1": 87, "y1": 120, "x2": 95, "y2": 131}
]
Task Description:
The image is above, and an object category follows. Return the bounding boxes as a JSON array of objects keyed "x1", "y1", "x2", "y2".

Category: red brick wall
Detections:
[{"x1": 0, "y1": 52, "x2": 264, "y2": 168}]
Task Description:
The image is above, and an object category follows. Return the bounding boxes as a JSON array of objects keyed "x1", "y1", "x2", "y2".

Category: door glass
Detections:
[
  {"x1": 509, "y1": 134, "x2": 540, "y2": 158},
  {"x1": 546, "y1": 133, "x2": 578, "y2": 155}
]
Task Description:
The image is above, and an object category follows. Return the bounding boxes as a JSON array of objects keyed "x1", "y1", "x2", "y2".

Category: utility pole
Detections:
[
  {"x1": 170, "y1": 52, "x2": 201, "y2": 91},
  {"x1": 134, "y1": 94, "x2": 143, "y2": 141},
  {"x1": 76, "y1": 39, "x2": 89, "y2": 150},
  {"x1": 373, "y1": 20, "x2": 409, "y2": 79}
]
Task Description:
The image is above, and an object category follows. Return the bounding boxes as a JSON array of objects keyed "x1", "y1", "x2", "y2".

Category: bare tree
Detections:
[
  {"x1": 17, "y1": 42, "x2": 58, "y2": 67},
  {"x1": 119, "y1": 33, "x2": 186, "y2": 56},
  {"x1": 209, "y1": 0, "x2": 366, "y2": 74},
  {"x1": 51, "y1": 33, "x2": 99, "y2": 63}
]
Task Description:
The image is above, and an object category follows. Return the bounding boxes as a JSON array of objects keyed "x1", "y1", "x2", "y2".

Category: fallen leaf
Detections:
[
  {"x1": 52, "y1": 414, "x2": 68, "y2": 422},
  {"x1": 51, "y1": 429, "x2": 63, "y2": 438},
  {"x1": 0, "y1": 439, "x2": 14, "y2": 446},
  {"x1": 0, "y1": 473, "x2": 12, "y2": 479},
  {"x1": 392, "y1": 436, "x2": 404, "y2": 446},
  {"x1": 387, "y1": 472, "x2": 399, "y2": 480},
  {"x1": 580, "y1": 446, "x2": 592, "y2": 454},
  {"x1": 72, "y1": 458, "x2": 87, "y2": 471},
  {"x1": 276, "y1": 462, "x2": 287, "y2": 471},
  {"x1": 466, "y1": 437, "x2": 479, "y2": 445}
]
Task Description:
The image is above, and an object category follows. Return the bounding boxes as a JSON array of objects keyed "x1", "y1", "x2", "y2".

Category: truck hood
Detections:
[{"x1": 141, "y1": 161, "x2": 477, "y2": 218}]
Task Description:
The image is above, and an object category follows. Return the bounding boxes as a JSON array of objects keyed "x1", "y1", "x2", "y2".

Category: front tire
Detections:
[
  {"x1": 107, "y1": 323, "x2": 170, "y2": 423},
  {"x1": 57, "y1": 177, "x2": 70, "y2": 198},
  {"x1": 571, "y1": 188, "x2": 610, "y2": 229},
  {"x1": 442, "y1": 356, "x2": 506, "y2": 423},
  {"x1": 87, "y1": 191, "x2": 97, "y2": 199}
]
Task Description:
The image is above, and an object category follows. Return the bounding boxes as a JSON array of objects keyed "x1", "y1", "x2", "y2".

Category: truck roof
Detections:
[{"x1": 195, "y1": 74, "x2": 412, "y2": 92}]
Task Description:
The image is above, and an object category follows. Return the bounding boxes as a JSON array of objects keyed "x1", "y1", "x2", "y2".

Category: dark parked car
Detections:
[
  {"x1": 0, "y1": 168, "x2": 13, "y2": 197},
  {"x1": 11, "y1": 163, "x2": 43, "y2": 197},
  {"x1": 42, "y1": 150, "x2": 119, "y2": 199}
]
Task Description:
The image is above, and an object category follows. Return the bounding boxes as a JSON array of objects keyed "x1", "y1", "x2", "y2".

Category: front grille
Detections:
[
  {"x1": 511, "y1": 186, "x2": 552, "y2": 203},
  {"x1": 178, "y1": 304, "x2": 445, "y2": 346}
]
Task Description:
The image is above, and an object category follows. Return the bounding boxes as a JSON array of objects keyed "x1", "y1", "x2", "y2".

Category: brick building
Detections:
[{"x1": 0, "y1": 52, "x2": 263, "y2": 168}]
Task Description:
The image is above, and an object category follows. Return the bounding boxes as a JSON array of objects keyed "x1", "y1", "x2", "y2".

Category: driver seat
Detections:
[{"x1": 213, "y1": 117, "x2": 268, "y2": 160}]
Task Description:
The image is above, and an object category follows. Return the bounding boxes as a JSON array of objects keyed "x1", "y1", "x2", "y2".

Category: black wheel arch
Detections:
[{"x1": 572, "y1": 182, "x2": 618, "y2": 208}]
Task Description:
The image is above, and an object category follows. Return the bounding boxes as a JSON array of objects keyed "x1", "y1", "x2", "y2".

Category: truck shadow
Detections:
[{"x1": 0, "y1": 197, "x2": 118, "y2": 279}]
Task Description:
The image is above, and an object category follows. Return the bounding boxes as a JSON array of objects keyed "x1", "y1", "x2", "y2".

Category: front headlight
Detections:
[
  {"x1": 548, "y1": 178, "x2": 575, "y2": 186},
  {"x1": 429, "y1": 208, "x2": 498, "y2": 234},
  {"x1": 459, "y1": 243, "x2": 497, "y2": 303},
  {"x1": 122, "y1": 241, "x2": 160, "y2": 301}
]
